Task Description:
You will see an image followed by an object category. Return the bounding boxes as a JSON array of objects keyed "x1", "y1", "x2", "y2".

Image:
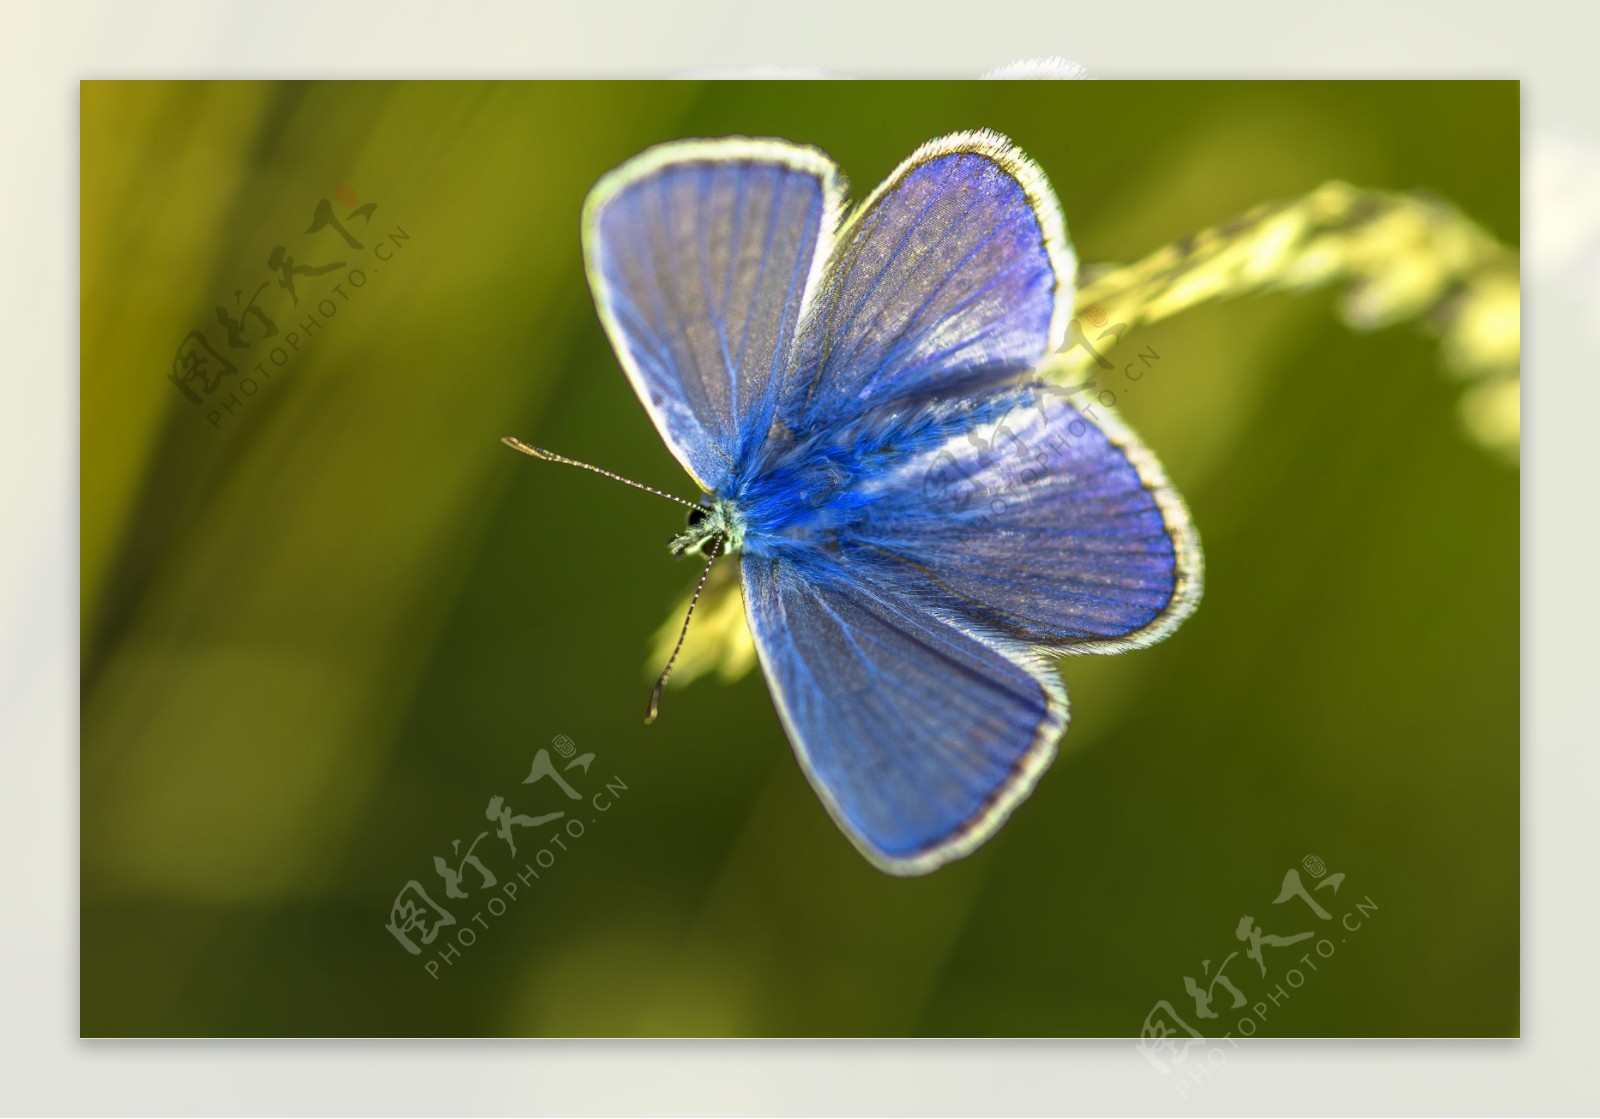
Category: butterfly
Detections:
[{"x1": 506, "y1": 130, "x2": 1202, "y2": 875}]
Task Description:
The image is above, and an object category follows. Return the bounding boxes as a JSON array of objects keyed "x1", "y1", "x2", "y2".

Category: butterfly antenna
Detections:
[
  {"x1": 501, "y1": 436, "x2": 699, "y2": 510},
  {"x1": 645, "y1": 539, "x2": 722, "y2": 725}
]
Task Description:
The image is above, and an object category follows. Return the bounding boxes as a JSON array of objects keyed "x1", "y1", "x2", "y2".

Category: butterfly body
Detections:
[
  {"x1": 559, "y1": 130, "x2": 1202, "y2": 874},
  {"x1": 686, "y1": 387, "x2": 1018, "y2": 562}
]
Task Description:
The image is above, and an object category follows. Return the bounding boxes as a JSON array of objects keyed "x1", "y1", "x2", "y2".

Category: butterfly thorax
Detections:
[{"x1": 703, "y1": 387, "x2": 1035, "y2": 561}]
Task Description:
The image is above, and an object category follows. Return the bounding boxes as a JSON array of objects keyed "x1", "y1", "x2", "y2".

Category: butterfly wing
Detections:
[
  {"x1": 783, "y1": 129, "x2": 1076, "y2": 432},
  {"x1": 741, "y1": 551, "x2": 1067, "y2": 875},
  {"x1": 583, "y1": 139, "x2": 846, "y2": 492},
  {"x1": 852, "y1": 388, "x2": 1203, "y2": 652}
]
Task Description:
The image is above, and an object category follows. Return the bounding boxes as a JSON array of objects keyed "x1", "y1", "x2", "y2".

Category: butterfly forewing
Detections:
[
  {"x1": 583, "y1": 139, "x2": 844, "y2": 490},
  {"x1": 784, "y1": 132, "x2": 1076, "y2": 432}
]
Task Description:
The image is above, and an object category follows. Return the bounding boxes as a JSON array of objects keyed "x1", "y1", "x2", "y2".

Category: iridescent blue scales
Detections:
[{"x1": 580, "y1": 131, "x2": 1202, "y2": 874}]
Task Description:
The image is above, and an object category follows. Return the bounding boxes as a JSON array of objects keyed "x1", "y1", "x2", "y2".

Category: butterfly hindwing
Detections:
[
  {"x1": 849, "y1": 388, "x2": 1203, "y2": 652},
  {"x1": 740, "y1": 552, "x2": 1067, "y2": 875}
]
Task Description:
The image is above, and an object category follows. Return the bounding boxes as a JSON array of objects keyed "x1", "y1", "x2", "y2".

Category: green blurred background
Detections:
[{"x1": 80, "y1": 80, "x2": 1518, "y2": 1037}]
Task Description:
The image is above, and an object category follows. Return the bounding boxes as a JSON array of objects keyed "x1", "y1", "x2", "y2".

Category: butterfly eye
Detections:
[{"x1": 685, "y1": 507, "x2": 709, "y2": 529}]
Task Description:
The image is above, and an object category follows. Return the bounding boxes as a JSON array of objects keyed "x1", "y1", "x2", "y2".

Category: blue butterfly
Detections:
[{"x1": 507, "y1": 130, "x2": 1202, "y2": 875}]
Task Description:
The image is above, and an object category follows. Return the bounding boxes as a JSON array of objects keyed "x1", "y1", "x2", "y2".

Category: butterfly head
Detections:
[{"x1": 669, "y1": 496, "x2": 744, "y2": 558}]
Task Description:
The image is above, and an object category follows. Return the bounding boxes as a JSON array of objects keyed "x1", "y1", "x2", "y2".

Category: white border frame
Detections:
[{"x1": 11, "y1": 10, "x2": 1580, "y2": 1115}]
